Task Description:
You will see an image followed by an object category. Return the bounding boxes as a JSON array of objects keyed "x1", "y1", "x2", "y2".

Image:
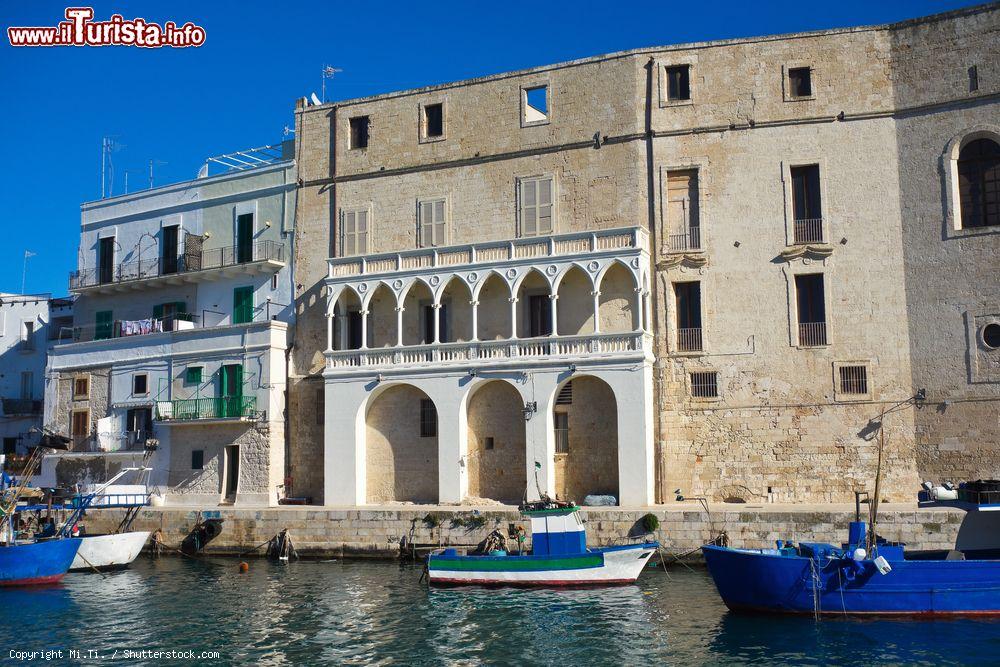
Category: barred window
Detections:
[
  {"x1": 556, "y1": 381, "x2": 573, "y2": 405},
  {"x1": 839, "y1": 365, "x2": 868, "y2": 395},
  {"x1": 690, "y1": 371, "x2": 718, "y2": 398},
  {"x1": 420, "y1": 399, "x2": 437, "y2": 438}
]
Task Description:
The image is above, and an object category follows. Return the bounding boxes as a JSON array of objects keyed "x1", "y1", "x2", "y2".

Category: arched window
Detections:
[{"x1": 958, "y1": 138, "x2": 1000, "y2": 228}]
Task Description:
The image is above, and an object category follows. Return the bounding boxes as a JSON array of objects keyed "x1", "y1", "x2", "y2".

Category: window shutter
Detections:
[
  {"x1": 357, "y1": 210, "x2": 368, "y2": 254},
  {"x1": 420, "y1": 202, "x2": 433, "y2": 247},
  {"x1": 522, "y1": 179, "x2": 537, "y2": 236},
  {"x1": 343, "y1": 211, "x2": 356, "y2": 256},
  {"x1": 538, "y1": 177, "x2": 553, "y2": 233},
  {"x1": 152, "y1": 304, "x2": 164, "y2": 320},
  {"x1": 434, "y1": 200, "x2": 445, "y2": 245}
]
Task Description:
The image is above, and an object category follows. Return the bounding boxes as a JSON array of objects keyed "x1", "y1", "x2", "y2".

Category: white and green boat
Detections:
[{"x1": 427, "y1": 503, "x2": 659, "y2": 587}]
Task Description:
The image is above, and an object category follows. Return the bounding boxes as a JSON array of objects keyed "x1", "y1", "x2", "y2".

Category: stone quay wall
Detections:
[{"x1": 78, "y1": 504, "x2": 965, "y2": 560}]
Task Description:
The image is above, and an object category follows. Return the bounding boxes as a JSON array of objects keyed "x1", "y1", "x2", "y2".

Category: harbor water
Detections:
[{"x1": 2, "y1": 558, "x2": 999, "y2": 665}]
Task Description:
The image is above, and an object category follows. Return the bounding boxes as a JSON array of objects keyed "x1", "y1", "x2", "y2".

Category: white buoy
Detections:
[{"x1": 853, "y1": 547, "x2": 867, "y2": 561}]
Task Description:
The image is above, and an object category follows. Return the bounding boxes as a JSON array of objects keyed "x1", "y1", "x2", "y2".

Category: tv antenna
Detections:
[
  {"x1": 100, "y1": 136, "x2": 124, "y2": 198},
  {"x1": 148, "y1": 159, "x2": 168, "y2": 189},
  {"x1": 321, "y1": 65, "x2": 342, "y2": 103}
]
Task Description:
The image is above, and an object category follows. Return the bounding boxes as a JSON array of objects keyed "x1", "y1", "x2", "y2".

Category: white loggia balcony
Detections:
[{"x1": 324, "y1": 227, "x2": 653, "y2": 374}]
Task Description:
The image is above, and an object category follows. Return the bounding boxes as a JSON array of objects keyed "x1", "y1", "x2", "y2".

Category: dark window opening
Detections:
[
  {"x1": 795, "y1": 274, "x2": 827, "y2": 346},
  {"x1": 484, "y1": 437, "x2": 495, "y2": 451},
  {"x1": 665, "y1": 65, "x2": 690, "y2": 101},
  {"x1": 556, "y1": 381, "x2": 573, "y2": 406},
  {"x1": 528, "y1": 294, "x2": 553, "y2": 337},
  {"x1": 191, "y1": 449, "x2": 204, "y2": 470},
  {"x1": 133, "y1": 374, "x2": 148, "y2": 396},
  {"x1": 969, "y1": 65, "x2": 979, "y2": 93},
  {"x1": 424, "y1": 103, "x2": 443, "y2": 138},
  {"x1": 788, "y1": 67, "x2": 812, "y2": 98},
  {"x1": 95, "y1": 310, "x2": 113, "y2": 341},
  {"x1": 958, "y1": 138, "x2": 1000, "y2": 229},
  {"x1": 98, "y1": 236, "x2": 115, "y2": 284},
  {"x1": 3, "y1": 437, "x2": 17, "y2": 456},
  {"x1": 674, "y1": 282, "x2": 702, "y2": 352},
  {"x1": 420, "y1": 399, "x2": 437, "y2": 438},
  {"x1": 347, "y1": 310, "x2": 363, "y2": 350},
  {"x1": 839, "y1": 366, "x2": 868, "y2": 395},
  {"x1": 126, "y1": 408, "x2": 152, "y2": 446},
  {"x1": 420, "y1": 303, "x2": 449, "y2": 344},
  {"x1": 349, "y1": 116, "x2": 369, "y2": 149},
  {"x1": 983, "y1": 323, "x2": 1000, "y2": 349},
  {"x1": 236, "y1": 213, "x2": 254, "y2": 263},
  {"x1": 791, "y1": 164, "x2": 823, "y2": 243},
  {"x1": 690, "y1": 371, "x2": 718, "y2": 398},
  {"x1": 161, "y1": 225, "x2": 179, "y2": 274},
  {"x1": 554, "y1": 411, "x2": 569, "y2": 453},
  {"x1": 73, "y1": 377, "x2": 89, "y2": 398}
]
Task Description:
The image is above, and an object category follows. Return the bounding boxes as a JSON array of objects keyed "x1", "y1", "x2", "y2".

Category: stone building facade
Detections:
[{"x1": 288, "y1": 4, "x2": 1000, "y2": 506}]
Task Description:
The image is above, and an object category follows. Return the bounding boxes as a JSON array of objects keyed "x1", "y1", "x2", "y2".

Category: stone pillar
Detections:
[
  {"x1": 613, "y1": 362, "x2": 656, "y2": 506},
  {"x1": 634, "y1": 287, "x2": 644, "y2": 332},
  {"x1": 509, "y1": 297, "x2": 519, "y2": 339},
  {"x1": 549, "y1": 293, "x2": 559, "y2": 336},
  {"x1": 323, "y1": 377, "x2": 367, "y2": 505},
  {"x1": 360, "y1": 310, "x2": 369, "y2": 349},
  {"x1": 395, "y1": 306, "x2": 404, "y2": 347},
  {"x1": 592, "y1": 290, "x2": 601, "y2": 334},
  {"x1": 470, "y1": 300, "x2": 479, "y2": 341},
  {"x1": 432, "y1": 303, "x2": 441, "y2": 344},
  {"x1": 326, "y1": 311, "x2": 334, "y2": 352}
]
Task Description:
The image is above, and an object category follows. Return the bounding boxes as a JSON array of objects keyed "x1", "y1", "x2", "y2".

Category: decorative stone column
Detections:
[
  {"x1": 549, "y1": 293, "x2": 559, "y2": 336},
  {"x1": 360, "y1": 309, "x2": 369, "y2": 349},
  {"x1": 591, "y1": 290, "x2": 601, "y2": 334},
  {"x1": 395, "y1": 306, "x2": 404, "y2": 347},
  {"x1": 469, "y1": 300, "x2": 479, "y2": 341},
  {"x1": 509, "y1": 297, "x2": 518, "y2": 339}
]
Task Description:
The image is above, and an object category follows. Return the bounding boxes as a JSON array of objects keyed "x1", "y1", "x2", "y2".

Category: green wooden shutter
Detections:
[
  {"x1": 95, "y1": 311, "x2": 113, "y2": 340},
  {"x1": 233, "y1": 286, "x2": 253, "y2": 324},
  {"x1": 237, "y1": 214, "x2": 254, "y2": 263},
  {"x1": 152, "y1": 304, "x2": 164, "y2": 319},
  {"x1": 219, "y1": 364, "x2": 244, "y2": 418}
]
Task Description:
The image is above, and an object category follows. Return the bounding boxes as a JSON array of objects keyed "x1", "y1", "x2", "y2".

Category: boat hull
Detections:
[
  {"x1": 702, "y1": 544, "x2": 1000, "y2": 616},
  {"x1": 70, "y1": 531, "x2": 151, "y2": 571},
  {"x1": 428, "y1": 543, "x2": 658, "y2": 587},
  {"x1": 0, "y1": 539, "x2": 81, "y2": 586}
]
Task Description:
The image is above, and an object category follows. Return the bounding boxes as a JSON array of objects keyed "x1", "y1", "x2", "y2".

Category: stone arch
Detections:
[
  {"x1": 365, "y1": 383, "x2": 439, "y2": 503},
  {"x1": 944, "y1": 125, "x2": 1000, "y2": 231},
  {"x1": 439, "y1": 275, "x2": 473, "y2": 343},
  {"x1": 597, "y1": 262, "x2": 638, "y2": 333},
  {"x1": 555, "y1": 264, "x2": 595, "y2": 336},
  {"x1": 476, "y1": 272, "x2": 511, "y2": 340},
  {"x1": 465, "y1": 380, "x2": 527, "y2": 504},
  {"x1": 401, "y1": 279, "x2": 436, "y2": 345},
  {"x1": 367, "y1": 283, "x2": 398, "y2": 348},
  {"x1": 516, "y1": 267, "x2": 553, "y2": 338},
  {"x1": 332, "y1": 286, "x2": 364, "y2": 350},
  {"x1": 552, "y1": 375, "x2": 619, "y2": 505}
]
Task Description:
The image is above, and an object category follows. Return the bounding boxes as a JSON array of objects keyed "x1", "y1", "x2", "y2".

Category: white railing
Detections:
[
  {"x1": 326, "y1": 332, "x2": 648, "y2": 369},
  {"x1": 328, "y1": 227, "x2": 648, "y2": 279}
]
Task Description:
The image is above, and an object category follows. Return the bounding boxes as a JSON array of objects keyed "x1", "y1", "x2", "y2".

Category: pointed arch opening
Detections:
[
  {"x1": 333, "y1": 288, "x2": 364, "y2": 350},
  {"x1": 367, "y1": 283, "x2": 397, "y2": 348},
  {"x1": 476, "y1": 272, "x2": 511, "y2": 341},
  {"x1": 556, "y1": 265, "x2": 594, "y2": 336},
  {"x1": 401, "y1": 280, "x2": 436, "y2": 346},
  {"x1": 598, "y1": 262, "x2": 637, "y2": 334},
  {"x1": 516, "y1": 268, "x2": 552, "y2": 338},
  {"x1": 440, "y1": 276, "x2": 473, "y2": 343}
]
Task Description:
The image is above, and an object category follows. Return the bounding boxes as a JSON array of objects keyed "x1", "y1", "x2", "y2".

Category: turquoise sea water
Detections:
[{"x1": 2, "y1": 558, "x2": 999, "y2": 665}]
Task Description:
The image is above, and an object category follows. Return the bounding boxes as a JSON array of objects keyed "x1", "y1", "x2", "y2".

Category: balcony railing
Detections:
[
  {"x1": 70, "y1": 240, "x2": 285, "y2": 290},
  {"x1": 329, "y1": 227, "x2": 648, "y2": 278},
  {"x1": 793, "y1": 218, "x2": 824, "y2": 245},
  {"x1": 798, "y1": 321, "x2": 828, "y2": 347},
  {"x1": 327, "y1": 332, "x2": 649, "y2": 369},
  {"x1": 676, "y1": 327, "x2": 703, "y2": 352},
  {"x1": 667, "y1": 227, "x2": 701, "y2": 252},
  {"x1": 1, "y1": 398, "x2": 42, "y2": 416},
  {"x1": 68, "y1": 430, "x2": 153, "y2": 453},
  {"x1": 155, "y1": 396, "x2": 257, "y2": 422},
  {"x1": 53, "y1": 308, "x2": 281, "y2": 345}
]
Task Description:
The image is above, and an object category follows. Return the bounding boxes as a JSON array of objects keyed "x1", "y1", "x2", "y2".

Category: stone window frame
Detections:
[
  {"x1": 833, "y1": 360, "x2": 873, "y2": 402},
  {"x1": 658, "y1": 161, "x2": 709, "y2": 254},
  {"x1": 967, "y1": 310, "x2": 1000, "y2": 384},
  {"x1": 657, "y1": 56, "x2": 697, "y2": 108},
  {"x1": 782, "y1": 62, "x2": 816, "y2": 102},
  {"x1": 781, "y1": 259, "x2": 834, "y2": 349},
  {"x1": 515, "y1": 172, "x2": 558, "y2": 238},
  {"x1": 347, "y1": 114, "x2": 371, "y2": 151},
  {"x1": 416, "y1": 195, "x2": 450, "y2": 248},
  {"x1": 943, "y1": 125, "x2": 1000, "y2": 238},
  {"x1": 520, "y1": 80, "x2": 552, "y2": 128},
  {"x1": 666, "y1": 275, "x2": 707, "y2": 357},
  {"x1": 340, "y1": 205, "x2": 373, "y2": 257},
  {"x1": 780, "y1": 158, "x2": 831, "y2": 247},
  {"x1": 72, "y1": 375, "x2": 90, "y2": 400},
  {"x1": 418, "y1": 99, "x2": 447, "y2": 144},
  {"x1": 687, "y1": 367, "x2": 721, "y2": 403}
]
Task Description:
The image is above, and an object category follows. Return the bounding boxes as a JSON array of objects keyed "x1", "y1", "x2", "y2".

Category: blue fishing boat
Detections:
[
  {"x1": 427, "y1": 501, "x2": 659, "y2": 587},
  {"x1": 702, "y1": 514, "x2": 1000, "y2": 616},
  {"x1": 0, "y1": 539, "x2": 81, "y2": 586}
]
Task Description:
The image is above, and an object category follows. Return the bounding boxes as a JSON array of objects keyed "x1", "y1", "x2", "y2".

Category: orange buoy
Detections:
[{"x1": 239, "y1": 561, "x2": 249, "y2": 573}]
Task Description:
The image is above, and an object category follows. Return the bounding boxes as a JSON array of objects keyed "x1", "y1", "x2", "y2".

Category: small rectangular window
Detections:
[
  {"x1": 349, "y1": 115, "x2": 369, "y2": 149},
  {"x1": 795, "y1": 274, "x2": 827, "y2": 347},
  {"x1": 20, "y1": 371, "x2": 33, "y2": 400},
  {"x1": 665, "y1": 65, "x2": 690, "y2": 101},
  {"x1": 690, "y1": 371, "x2": 718, "y2": 398},
  {"x1": 788, "y1": 67, "x2": 812, "y2": 98},
  {"x1": 418, "y1": 199, "x2": 447, "y2": 247},
  {"x1": 519, "y1": 176, "x2": 554, "y2": 237},
  {"x1": 185, "y1": 367, "x2": 203, "y2": 385},
  {"x1": 71, "y1": 409, "x2": 89, "y2": 436},
  {"x1": 969, "y1": 65, "x2": 979, "y2": 93},
  {"x1": 423, "y1": 103, "x2": 444, "y2": 138},
  {"x1": 839, "y1": 365, "x2": 869, "y2": 395},
  {"x1": 73, "y1": 376, "x2": 89, "y2": 399},
  {"x1": 666, "y1": 169, "x2": 700, "y2": 250},
  {"x1": 191, "y1": 449, "x2": 204, "y2": 470},
  {"x1": 790, "y1": 164, "x2": 823, "y2": 244},
  {"x1": 522, "y1": 85, "x2": 548, "y2": 125},
  {"x1": 419, "y1": 399, "x2": 437, "y2": 438},
  {"x1": 674, "y1": 282, "x2": 703, "y2": 352},
  {"x1": 554, "y1": 411, "x2": 569, "y2": 453},
  {"x1": 133, "y1": 373, "x2": 148, "y2": 396},
  {"x1": 342, "y1": 209, "x2": 369, "y2": 256},
  {"x1": 484, "y1": 436, "x2": 495, "y2": 451}
]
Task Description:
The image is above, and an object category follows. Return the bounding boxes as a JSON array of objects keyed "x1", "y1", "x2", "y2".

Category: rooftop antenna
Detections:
[
  {"x1": 321, "y1": 65, "x2": 342, "y2": 103},
  {"x1": 123, "y1": 169, "x2": 141, "y2": 194},
  {"x1": 100, "y1": 136, "x2": 123, "y2": 198},
  {"x1": 148, "y1": 159, "x2": 168, "y2": 189},
  {"x1": 21, "y1": 250, "x2": 36, "y2": 295}
]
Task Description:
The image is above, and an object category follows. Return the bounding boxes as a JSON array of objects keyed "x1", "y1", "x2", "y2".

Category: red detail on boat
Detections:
[
  {"x1": 0, "y1": 574, "x2": 65, "y2": 587},
  {"x1": 429, "y1": 577, "x2": 636, "y2": 587}
]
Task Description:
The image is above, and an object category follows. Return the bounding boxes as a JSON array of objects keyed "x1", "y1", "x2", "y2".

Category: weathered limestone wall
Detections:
[
  {"x1": 79, "y1": 504, "x2": 968, "y2": 559},
  {"x1": 892, "y1": 7, "x2": 1000, "y2": 483},
  {"x1": 466, "y1": 380, "x2": 526, "y2": 504},
  {"x1": 51, "y1": 367, "x2": 111, "y2": 438},
  {"x1": 554, "y1": 376, "x2": 619, "y2": 503},
  {"x1": 365, "y1": 384, "x2": 439, "y2": 503}
]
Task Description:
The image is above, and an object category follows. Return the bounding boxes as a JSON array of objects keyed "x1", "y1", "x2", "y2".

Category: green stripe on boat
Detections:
[{"x1": 430, "y1": 554, "x2": 603, "y2": 572}]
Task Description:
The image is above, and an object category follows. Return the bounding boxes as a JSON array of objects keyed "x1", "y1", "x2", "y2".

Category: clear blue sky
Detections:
[{"x1": 0, "y1": 0, "x2": 980, "y2": 297}]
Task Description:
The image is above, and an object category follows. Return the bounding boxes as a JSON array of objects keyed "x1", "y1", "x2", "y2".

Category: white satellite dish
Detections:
[{"x1": 310, "y1": 92, "x2": 322, "y2": 106}]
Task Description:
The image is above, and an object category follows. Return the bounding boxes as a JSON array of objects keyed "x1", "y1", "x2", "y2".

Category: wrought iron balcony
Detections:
[
  {"x1": 676, "y1": 327, "x2": 703, "y2": 352},
  {"x1": 69, "y1": 240, "x2": 285, "y2": 293},
  {"x1": 1, "y1": 398, "x2": 42, "y2": 416},
  {"x1": 155, "y1": 396, "x2": 257, "y2": 422},
  {"x1": 792, "y1": 218, "x2": 824, "y2": 245},
  {"x1": 667, "y1": 227, "x2": 701, "y2": 252},
  {"x1": 798, "y1": 321, "x2": 828, "y2": 347}
]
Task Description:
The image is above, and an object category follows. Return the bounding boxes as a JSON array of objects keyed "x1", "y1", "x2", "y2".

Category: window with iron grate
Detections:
[
  {"x1": 839, "y1": 365, "x2": 869, "y2": 395},
  {"x1": 690, "y1": 371, "x2": 718, "y2": 398}
]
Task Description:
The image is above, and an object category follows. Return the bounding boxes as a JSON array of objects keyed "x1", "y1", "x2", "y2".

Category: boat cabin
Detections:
[{"x1": 524, "y1": 506, "x2": 587, "y2": 556}]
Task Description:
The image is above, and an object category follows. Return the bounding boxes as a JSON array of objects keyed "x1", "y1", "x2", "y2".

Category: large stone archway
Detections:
[
  {"x1": 552, "y1": 375, "x2": 619, "y2": 504},
  {"x1": 466, "y1": 380, "x2": 527, "y2": 504},
  {"x1": 365, "y1": 384, "x2": 439, "y2": 503}
]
